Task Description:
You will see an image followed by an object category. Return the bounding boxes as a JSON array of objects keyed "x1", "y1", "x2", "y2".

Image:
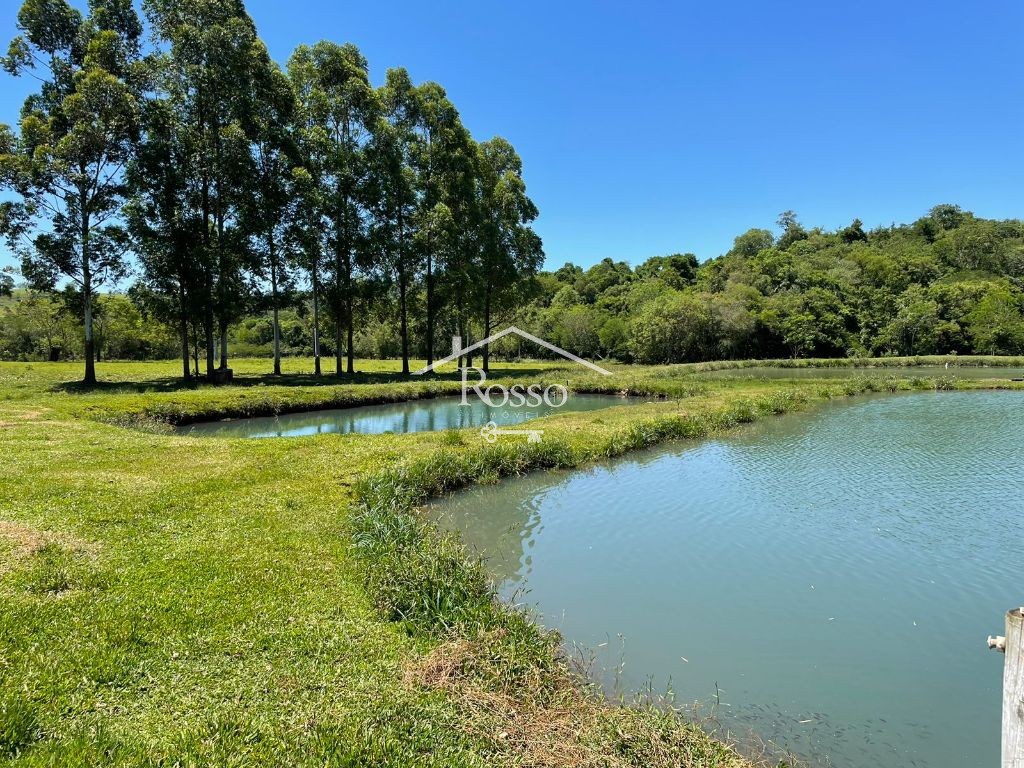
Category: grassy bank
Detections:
[{"x1": 2, "y1": 358, "x2": 1022, "y2": 766}]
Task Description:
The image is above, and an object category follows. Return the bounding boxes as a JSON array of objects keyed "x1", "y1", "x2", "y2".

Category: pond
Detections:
[
  {"x1": 175, "y1": 393, "x2": 636, "y2": 438},
  {"x1": 694, "y1": 365, "x2": 1024, "y2": 380},
  {"x1": 429, "y1": 391, "x2": 1023, "y2": 768}
]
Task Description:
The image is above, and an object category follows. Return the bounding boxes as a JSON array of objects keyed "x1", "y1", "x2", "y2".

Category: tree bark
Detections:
[
  {"x1": 398, "y1": 213, "x2": 409, "y2": 375},
  {"x1": 204, "y1": 303, "x2": 215, "y2": 377},
  {"x1": 191, "y1": 321, "x2": 200, "y2": 378},
  {"x1": 334, "y1": 202, "x2": 344, "y2": 377},
  {"x1": 425, "y1": 252, "x2": 434, "y2": 366},
  {"x1": 179, "y1": 283, "x2": 190, "y2": 381},
  {"x1": 81, "y1": 202, "x2": 96, "y2": 385},
  {"x1": 483, "y1": 285, "x2": 492, "y2": 373},
  {"x1": 219, "y1": 317, "x2": 229, "y2": 370},
  {"x1": 335, "y1": 314, "x2": 343, "y2": 377},
  {"x1": 200, "y1": 194, "x2": 214, "y2": 377},
  {"x1": 199, "y1": 89, "x2": 215, "y2": 378},
  {"x1": 311, "y1": 263, "x2": 321, "y2": 376},
  {"x1": 399, "y1": 270, "x2": 409, "y2": 375},
  {"x1": 269, "y1": 233, "x2": 281, "y2": 376},
  {"x1": 346, "y1": 294, "x2": 355, "y2": 375}
]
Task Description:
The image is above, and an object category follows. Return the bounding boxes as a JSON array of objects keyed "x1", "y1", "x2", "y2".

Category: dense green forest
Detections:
[
  {"x1": 528, "y1": 205, "x2": 1024, "y2": 363},
  {"x1": 1, "y1": 2, "x2": 1022, "y2": 379}
]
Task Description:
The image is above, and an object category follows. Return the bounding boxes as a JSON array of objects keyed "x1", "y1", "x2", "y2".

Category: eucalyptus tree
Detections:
[
  {"x1": 474, "y1": 136, "x2": 543, "y2": 371},
  {"x1": 0, "y1": 0, "x2": 143, "y2": 384},
  {"x1": 142, "y1": 0, "x2": 269, "y2": 377},
  {"x1": 126, "y1": 95, "x2": 204, "y2": 380},
  {"x1": 411, "y1": 82, "x2": 476, "y2": 364},
  {"x1": 287, "y1": 164, "x2": 325, "y2": 375},
  {"x1": 240, "y1": 63, "x2": 297, "y2": 375},
  {"x1": 367, "y1": 68, "x2": 420, "y2": 374},
  {"x1": 287, "y1": 49, "x2": 330, "y2": 375},
  {"x1": 288, "y1": 41, "x2": 375, "y2": 376}
]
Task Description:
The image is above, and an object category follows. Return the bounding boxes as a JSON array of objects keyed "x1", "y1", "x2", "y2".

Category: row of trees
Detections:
[
  {"x1": 6, "y1": 201, "x2": 1024, "y2": 366},
  {"x1": 0, "y1": 0, "x2": 542, "y2": 383}
]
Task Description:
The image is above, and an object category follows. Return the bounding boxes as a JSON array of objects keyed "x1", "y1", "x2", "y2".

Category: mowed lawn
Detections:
[
  {"x1": 1, "y1": 360, "x2": 488, "y2": 765},
  {"x1": 0, "y1": 358, "x2": 745, "y2": 766},
  {"x1": 4, "y1": 357, "x2": 1014, "y2": 766}
]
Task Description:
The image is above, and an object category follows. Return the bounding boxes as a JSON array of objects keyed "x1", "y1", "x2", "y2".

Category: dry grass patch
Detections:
[
  {"x1": 0, "y1": 521, "x2": 52, "y2": 559},
  {"x1": 406, "y1": 630, "x2": 752, "y2": 768},
  {"x1": 0, "y1": 407, "x2": 50, "y2": 425},
  {"x1": 0, "y1": 521, "x2": 97, "y2": 582}
]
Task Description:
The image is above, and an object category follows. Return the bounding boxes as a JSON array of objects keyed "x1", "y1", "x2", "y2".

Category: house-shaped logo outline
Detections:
[{"x1": 413, "y1": 325, "x2": 613, "y2": 376}]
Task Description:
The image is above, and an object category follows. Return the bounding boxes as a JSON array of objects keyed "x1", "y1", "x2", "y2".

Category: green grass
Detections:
[{"x1": 2, "y1": 356, "x2": 1023, "y2": 766}]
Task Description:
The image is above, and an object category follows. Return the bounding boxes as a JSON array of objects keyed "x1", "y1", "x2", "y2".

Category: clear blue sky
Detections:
[{"x1": 1, "y1": 0, "x2": 1022, "y2": 273}]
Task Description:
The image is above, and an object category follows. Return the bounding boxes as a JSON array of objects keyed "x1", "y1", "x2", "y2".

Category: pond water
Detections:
[
  {"x1": 176, "y1": 393, "x2": 635, "y2": 438},
  {"x1": 694, "y1": 365, "x2": 1024, "y2": 380},
  {"x1": 429, "y1": 391, "x2": 1024, "y2": 768}
]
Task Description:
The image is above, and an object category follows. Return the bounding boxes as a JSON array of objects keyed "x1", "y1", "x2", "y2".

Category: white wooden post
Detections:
[{"x1": 990, "y1": 607, "x2": 1024, "y2": 768}]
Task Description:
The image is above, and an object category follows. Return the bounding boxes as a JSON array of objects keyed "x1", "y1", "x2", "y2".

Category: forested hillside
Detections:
[{"x1": 521, "y1": 205, "x2": 1024, "y2": 363}]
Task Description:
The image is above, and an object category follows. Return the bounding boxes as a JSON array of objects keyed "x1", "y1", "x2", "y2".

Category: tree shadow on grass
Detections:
[{"x1": 48, "y1": 365, "x2": 561, "y2": 394}]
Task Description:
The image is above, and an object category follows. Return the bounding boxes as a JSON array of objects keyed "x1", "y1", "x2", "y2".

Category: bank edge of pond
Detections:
[
  {"x1": 347, "y1": 374, "x2": 1024, "y2": 767},
  {"x1": 90, "y1": 372, "x2": 707, "y2": 432},
  {"x1": 75, "y1": 355, "x2": 1024, "y2": 432},
  {"x1": 671, "y1": 354, "x2": 1024, "y2": 374}
]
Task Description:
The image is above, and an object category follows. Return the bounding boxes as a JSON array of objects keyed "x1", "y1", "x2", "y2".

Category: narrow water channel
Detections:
[
  {"x1": 430, "y1": 391, "x2": 1024, "y2": 768},
  {"x1": 175, "y1": 394, "x2": 635, "y2": 437}
]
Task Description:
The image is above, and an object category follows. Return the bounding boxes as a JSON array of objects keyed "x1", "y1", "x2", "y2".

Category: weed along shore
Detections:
[{"x1": 2, "y1": 358, "x2": 1023, "y2": 765}]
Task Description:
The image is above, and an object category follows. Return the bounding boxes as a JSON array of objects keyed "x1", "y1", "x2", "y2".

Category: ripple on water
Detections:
[{"x1": 430, "y1": 391, "x2": 1024, "y2": 768}]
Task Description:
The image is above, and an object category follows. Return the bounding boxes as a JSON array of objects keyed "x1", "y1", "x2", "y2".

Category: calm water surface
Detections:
[
  {"x1": 696, "y1": 365, "x2": 1024, "y2": 380},
  {"x1": 430, "y1": 391, "x2": 1024, "y2": 768},
  {"x1": 176, "y1": 394, "x2": 635, "y2": 438}
]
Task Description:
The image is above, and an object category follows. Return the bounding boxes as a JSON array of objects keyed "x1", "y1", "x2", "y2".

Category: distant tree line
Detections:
[
  {"x1": 517, "y1": 205, "x2": 1024, "y2": 363},
  {"x1": 8, "y1": 203, "x2": 1024, "y2": 368},
  {"x1": 0, "y1": 0, "x2": 542, "y2": 383}
]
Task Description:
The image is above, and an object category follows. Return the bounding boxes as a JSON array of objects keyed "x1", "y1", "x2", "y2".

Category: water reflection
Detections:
[{"x1": 176, "y1": 394, "x2": 637, "y2": 438}]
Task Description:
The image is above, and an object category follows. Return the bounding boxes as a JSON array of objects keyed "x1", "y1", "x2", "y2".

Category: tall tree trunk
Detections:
[
  {"x1": 399, "y1": 269, "x2": 409, "y2": 375},
  {"x1": 179, "y1": 283, "x2": 190, "y2": 381},
  {"x1": 346, "y1": 293, "x2": 355, "y2": 375},
  {"x1": 458, "y1": 317, "x2": 466, "y2": 368},
  {"x1": 311, "y1": 263, "x2": 321, "y2": 376},
  {"x1": 201, "y1": 178, "x2": 215, "y2": 377},
  {"x1": 397, "y1": 214, "x2": 409, "y2": 375},
  {"x1": 191, "y1": 322, "x2": 200, "y2": 378},
  {"x1": 343, "y1": 215, "x2": 354, "y2": 376},
  {"x1": 81, "y1": 206, "x2": 96, "y2": 385},
  {"x1": 335, "y1": 313, "x2": 343, "y2": 377},
  {"x1": 83, "y1": 290, "x2": 95, "y2": 384},
  {"x1": 200, "y1": 98, "x2": 215, "y2": 378},
  {"x1": 483, "y1": 285, "x2": 492, "y2": 373},
  {"x1": 425, "y1": 252, "x2": 434, "y2": 366},
  {"x1": 219, "y1": 317, "x2": 229, "y2": 369},
  {"x1": 204, "y1": 303, "x2": 215, "y2": 377},
  {"x1": 269, "y1": 234, "x2": 281, "y2": 376},
  {"x1": 334, "y1": 205, "x2": 344, "y2": 378},
  {"x1": 214, "y1": 118, "x2": 229, "y2": 373}
]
